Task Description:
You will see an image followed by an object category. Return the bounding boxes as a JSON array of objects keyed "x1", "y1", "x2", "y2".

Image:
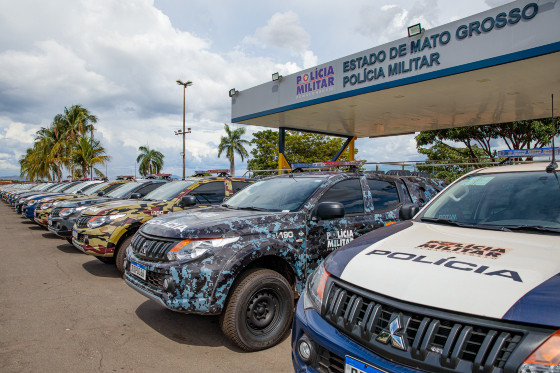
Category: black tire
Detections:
[
  {"x1": 219, "y1": 268, "x2": 294, "y2": 351},
  {"x1": 115, "y1": 235, "x2": 133, "y2": 274},
  {"x1": 96, "y1": 256, "x2": 115, "y2": 264}
]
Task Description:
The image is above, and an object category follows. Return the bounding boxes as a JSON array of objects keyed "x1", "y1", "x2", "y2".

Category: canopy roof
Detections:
[{"x1": 232, "y1": 1, "x2": 560, "y2": 138}]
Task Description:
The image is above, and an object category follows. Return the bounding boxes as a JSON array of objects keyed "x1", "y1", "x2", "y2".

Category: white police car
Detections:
[{"x1": 293, "y1": 162, "x2": 560, "y2": 373}]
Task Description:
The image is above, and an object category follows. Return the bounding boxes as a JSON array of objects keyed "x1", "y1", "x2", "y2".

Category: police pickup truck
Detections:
[
  {"x1": 293, "y1": 162, "x2": 560, "y2": 373},
  {"x1": 124, "y1": 162, "x2": 447, "y2": 351}
]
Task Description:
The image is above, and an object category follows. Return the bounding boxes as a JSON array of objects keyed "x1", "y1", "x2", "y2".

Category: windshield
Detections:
[
  {"x1": 224, "y1": 177, "x2": 324, "y2": 211},
  {"x1": 142, "y1": 180, "x2": 195, "y2": 201},
  {"x1": 64, "y1": 181, "x2": 97, "y2": 193},
  {"x1": 420, "y1": 171, "x2": 560, "y2": 231},
  {"x1": 50, "y1": 183, "x2": 74, "y2": 192},
  {"x1": 82, "y1": 182, "x2": 109, "y2": 194},
  {"x1": 107, "y1": 182, "x2": 145, "y2": 198}
]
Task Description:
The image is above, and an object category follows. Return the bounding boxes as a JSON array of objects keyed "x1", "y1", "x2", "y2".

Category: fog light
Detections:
[
  {"x1": 297, "y1": 334, "x2": 316, "y2": 363},
  {"x1": 163, "y1": 276, "x2": 175, "y2": 292}
]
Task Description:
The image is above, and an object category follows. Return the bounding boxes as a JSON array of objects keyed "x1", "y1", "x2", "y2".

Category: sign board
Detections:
[{"x1": 497, "y1": 147, "x2": 560, "y2": 157}]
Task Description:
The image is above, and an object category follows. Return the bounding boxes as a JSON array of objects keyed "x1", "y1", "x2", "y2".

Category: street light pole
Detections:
[{"x1": 176, "y1": 80, "x2": 193, "y2": 180}]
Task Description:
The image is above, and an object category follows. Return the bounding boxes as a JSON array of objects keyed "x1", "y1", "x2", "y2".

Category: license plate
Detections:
[
  {"x1": 72, "y1": 228, "x2": 78, "y2": 239},
  {"x1": 345, "y1": 357, "x2": 386, "y2": 373},
  {"x1": 129, "y1": 261, "x2": 146, "y2": 280}
]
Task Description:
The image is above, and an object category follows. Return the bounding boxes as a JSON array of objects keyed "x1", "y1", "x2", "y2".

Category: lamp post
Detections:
[{"x1": 176, "y1": 80, "x2": 193, "y2": 180}]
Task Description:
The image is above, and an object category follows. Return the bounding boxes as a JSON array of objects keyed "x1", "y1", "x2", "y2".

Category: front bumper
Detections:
[
  {"x1": 48, "y1": 217, "x2": 73, "y2": 238},
  {"x1": 124, "y1": 249, "x2": 222, "y2": 315},
  {"x1": 292, "y1": 298, "x2": 419, "y2": 373}
]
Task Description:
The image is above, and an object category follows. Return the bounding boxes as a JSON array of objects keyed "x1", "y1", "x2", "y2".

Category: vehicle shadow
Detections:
[
  {"x1": 134, "y1": 300, "x2": 243, "y2": 351},
  {"x1": 27, "y1": 225, "x2": 45, "y2": 230},
  {"x1": 56, "y1": 243, "x2": 83, "y2": 254},
  {"x1": 81, "y1": 259, "x2": 122, "y2": 279},
  {"x1": 42, "y1": 232, "x2": 61, "y2": 239}
]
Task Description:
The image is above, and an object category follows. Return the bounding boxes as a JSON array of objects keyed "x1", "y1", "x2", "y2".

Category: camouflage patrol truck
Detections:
[
  {"x1": 124, "y1": 162, "x2": 447, "y2": 351},
  {"x1": 72, "y1": 173, "x2": 253, "y2": 273}
]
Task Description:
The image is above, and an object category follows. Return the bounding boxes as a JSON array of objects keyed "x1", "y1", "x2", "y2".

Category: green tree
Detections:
[
  {"x1": 247, "y1": 130, "x2": 358, "y2": 171},
  {"x1": 416, "y1": 118, "x2": 560, "y2": 181},
  {"x1": 73, "y1": 136, "x2": 111, "y2": 178},
  {"x1": 54, "y1": 105, "x2": 98, "y2": 179},
  {"x1": 217, "y1": 124, "x2": 250, "y2": 176},
  {"x1": 136, "y1": 145, "x2": 164, "y2": 176}
]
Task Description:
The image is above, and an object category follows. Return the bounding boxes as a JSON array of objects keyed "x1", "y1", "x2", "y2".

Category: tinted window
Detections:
[
  {"x1": 190, "y1": 182, "x2": 226, "y2": 204},
  {"x1": 226, "y1": 177, "x2": 324, "y2": 211},
  {"x1": 143, "y1": 180, "x2": 196, "y2": 201},
  {"x1": 319, "y1": 179, "x2": 364, "y2": 214},
  {"x1": 232, "y1": 181, "x2": 252, "y2": 193},
  {"x1": 368, "y1": 179, "x2": 400, "y2": 211},
  {"x1": 134, "y1": 182, "x2": 164, "y2": 197}
]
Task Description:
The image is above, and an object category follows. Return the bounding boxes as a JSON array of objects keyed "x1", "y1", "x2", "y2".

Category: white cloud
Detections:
[{"x1": 242, "y1": 11, "x2": 317, "y2": 68}]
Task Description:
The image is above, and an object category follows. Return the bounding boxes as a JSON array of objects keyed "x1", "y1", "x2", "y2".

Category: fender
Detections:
[{"x1": 210, "y1": 238, "x2": 302, "y2": 311}]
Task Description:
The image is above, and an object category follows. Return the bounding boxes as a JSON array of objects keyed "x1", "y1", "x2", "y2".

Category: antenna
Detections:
[{"x1": 546, "y1": 94, "x2": 557, "y2": 173}]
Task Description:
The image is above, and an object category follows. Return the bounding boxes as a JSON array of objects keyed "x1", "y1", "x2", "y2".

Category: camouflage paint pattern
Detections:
[
  {"x1": 72, "y1": 177, "x2": 252, "y2": 257},
  {"x1": 125, "y1": 172, "x2": 446, "y2": 315}
]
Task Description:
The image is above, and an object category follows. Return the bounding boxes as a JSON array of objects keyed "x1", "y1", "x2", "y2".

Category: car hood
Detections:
[
  {"x1": 324, "y1": 221, "x2": 560, "y2": 327},
  {"x1": 83, "y1": 199, "x2": 155, "y2": 215},
  {"x1": 141, "y1": 206, "x2": 285, "y2": 238}
]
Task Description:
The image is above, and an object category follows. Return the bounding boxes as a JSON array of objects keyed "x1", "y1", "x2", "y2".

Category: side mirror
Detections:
[
  {"x1": 97, "y1": 191, "x2": 105, "y2": 196},
  {"x1": 399, "y1": 203, "x2": 420, "y2": 220},
  {"x1": 315, "y1": 202, "x2": 345, "y2": 220},
  {"x1": 179, "y1": 195, "x2": 197, "y2": 208},
  {"x1": 130, "y1": 193, "x2": 142, "y2": 199}
]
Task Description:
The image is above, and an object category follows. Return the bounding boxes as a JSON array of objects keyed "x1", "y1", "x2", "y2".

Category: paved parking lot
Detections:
[{"x1": 0, "y1": 202, "x2": 292, "y2": 372}]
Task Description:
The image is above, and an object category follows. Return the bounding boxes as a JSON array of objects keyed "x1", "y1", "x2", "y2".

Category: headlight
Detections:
[
  {"x1": 303, "y1": 263, "x2": 330, "y2": 313},
  {"x1": 519, "y1": 330, "x2": 560, "y2": 372},
  {"x1": 40, "y1": 202, "x2": 53, "y2": 210},
  {"x1": 59, "y1": 206, "x2": 87, "y2": 217},
  {"x1": 26, "y1": 200, "x2": 37, "y2": 206},
  {"x1": 166, "y1": 237, "x2": 239, "y2": 262},
  {"x1": 86, "y1": 213, "x2": 126, "y2": 229}
]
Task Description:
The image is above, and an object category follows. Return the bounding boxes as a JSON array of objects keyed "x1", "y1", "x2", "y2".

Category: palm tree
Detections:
[
  {"x1": 73, "y1": 136, "x2": 111, "y2": 178},
  {"x1": 55, "y1": 105, "x2": 98, "y2": 179},
  {"x1": 217, "y1": 124, "x2": 249, "y2": 176},
  {"x1": 136, "y1": 145, "x2": 164, "y2": 176}
]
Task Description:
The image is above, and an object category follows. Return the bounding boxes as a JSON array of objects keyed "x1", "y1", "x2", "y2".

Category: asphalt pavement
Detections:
[{"x1": 0, "y1": 202, "x2": 292, "y2": 372}]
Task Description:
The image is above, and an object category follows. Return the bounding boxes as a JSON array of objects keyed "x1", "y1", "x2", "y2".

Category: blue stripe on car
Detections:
[{"x1": 503, "y1": 273, "x2": 560, "y2": 327}]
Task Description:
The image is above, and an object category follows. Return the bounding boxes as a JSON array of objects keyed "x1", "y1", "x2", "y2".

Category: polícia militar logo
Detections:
[{"x1": 296, "y1": 65, "x2": 335, "y2": 98}]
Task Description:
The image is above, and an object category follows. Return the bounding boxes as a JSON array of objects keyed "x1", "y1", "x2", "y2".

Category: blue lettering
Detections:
[
  {"x1": 430, "y1": 33, "x2": 439, "y2": 47},
  {"x1": 444, "y1": 261, "x2": 477, "y2": 271},
  {"x1": 456, "y1": 25, "x2": 468, "y2": 39},
  {"x1": 481, "y1": 17, "x2": 495, "y2": 32},
  {"x1": 328, "y1": 76, "x2": 334, "y2": 86},
  {"x1": 398, "y1": 43, "x2": 406, "y2": 57},
  {"x1": 421, "y1": 37, "x2": 432, "y2": 50},
  {"x1": 389, "y1": 46, "x2": 398, "y2": 59},
  {"x1": 419, "y1": 55, "x2": 430, "y2": 69},
  {"x1": 440, "y1": 31, "x2": 451, "y2": 45},
  {"x1": 378, "y1": 50, "x2": 386, "y2": 62},
  {"x1": 485, "y1": 270, "x2": 522, "y2": 282},
  {"x1": 522, "y1": 3, "x2": 538, "y2": 20},
  {"x1": 430, "y1": 52, "x2": 440, "y2": 66},
  {"x1": 508, "y1": 8, "x2": 521, "y2": 24},
  {"x1": 495, "y1": 12, "x2": 507, "y2": 28},
  {"x1": 410, "y1": 39, "x2": 421, "y2": 54},
  {"x1": 327, "y1": 66, "x2": 334, "y2": 76},
  {"x1": 469, "y1": 21, "x2": 481, "y2": 36}
]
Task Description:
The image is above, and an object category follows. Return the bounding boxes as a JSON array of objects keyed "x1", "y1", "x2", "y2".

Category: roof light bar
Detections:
[{"x1": 291, "y1": 161, "x2": 364, "y2": 169}]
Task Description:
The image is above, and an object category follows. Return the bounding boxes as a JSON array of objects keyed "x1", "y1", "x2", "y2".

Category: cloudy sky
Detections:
[{"x1": 0, "y1": 0, "x2": 511, "y2": 178}]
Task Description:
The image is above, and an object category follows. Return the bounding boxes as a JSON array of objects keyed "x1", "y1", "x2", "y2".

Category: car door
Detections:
[
  {"x1": 306, "y1": 177, "x2": 372, "y2": 266},
  {"x1": 188, "y1": 181, "x2": 226, "y2": 206},
  {"x1": 367, "y1": 177, "x2": 403, "y2": 225}
]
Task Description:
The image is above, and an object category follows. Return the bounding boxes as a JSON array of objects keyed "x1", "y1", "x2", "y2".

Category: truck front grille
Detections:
[
  {"x1": 321, "y1": 279, "x2": 527, "y2": 372},
  {"x1": 131, "y1": 232, "x2": 178, "y2": 261}
]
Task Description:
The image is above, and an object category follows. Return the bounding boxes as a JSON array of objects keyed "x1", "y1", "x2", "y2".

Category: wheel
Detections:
[
  {"x1": 96, "y1": 256, "x2": 115, "y2": 264},
  {"x1": 219, "y1": 268, "x2": 294, "y2": 351},
  {"x1": 115, "y1": 235, "x2": 133, "y2": 274}
]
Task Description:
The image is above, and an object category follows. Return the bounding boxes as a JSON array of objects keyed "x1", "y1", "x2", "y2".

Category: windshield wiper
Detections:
[
  {"x1": 237, "y1": 206, "x2": 275, "y2": 212},
  {"x1": 221, "y1": 203, "x2": 238, "y2": 210},
  {"x1": 420, "y1": 217, "x2": 505, "y2": 231},
  {"x1": 499, "y1": 225, "x2": 560, "y2": 234},
  {"x1": 420, "y1": 217, "x2": 475, "y2": 227}
]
